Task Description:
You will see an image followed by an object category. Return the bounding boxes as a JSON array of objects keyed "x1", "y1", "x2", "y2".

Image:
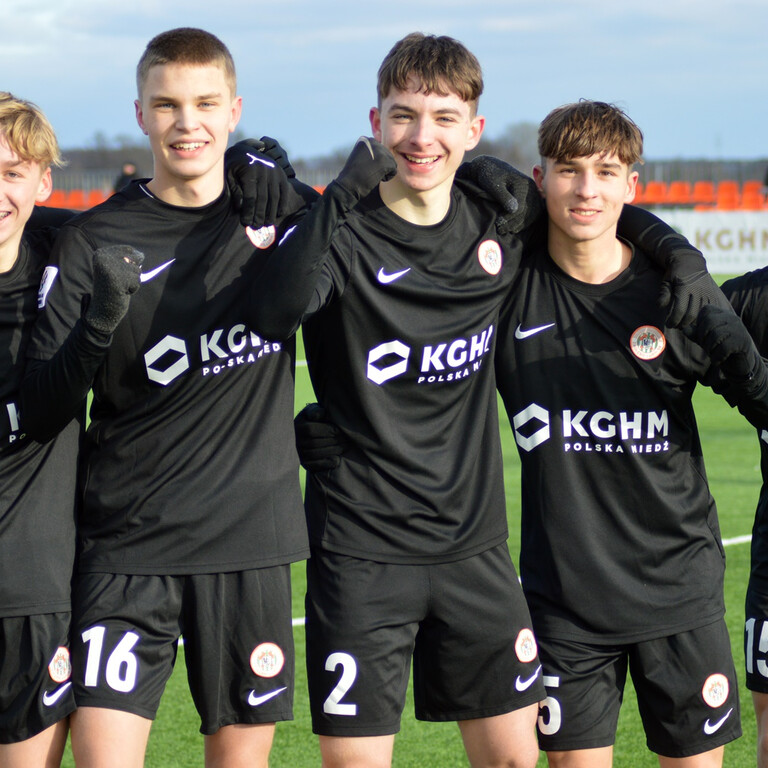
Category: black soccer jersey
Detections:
[
  {"x1": 26, "y1": 183, "x2": 309, "y2": 574},
  {"x1": 0, "y1": 228, "x2": 78, "y2": 616},
  {"x1": 301, "y1": 185, "x2": 524, "y2": 564},
  {"x1": 720, "y1": 269, "x2": 768, "y2": 595},
  {"x1": 496, "y1": 245, "x2": 747, "y2": 644}
]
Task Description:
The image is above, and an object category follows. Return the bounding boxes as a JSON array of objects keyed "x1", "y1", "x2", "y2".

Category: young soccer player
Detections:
[
  {"x1": 22, "y1": 28, "x2": 311, "y2": 768},
  {"x1": 494, "y1": 100, "x2": 768, "y2": 767},
  {"x1": 0, "y1": 92, "x2": 76, "y2": 768}
]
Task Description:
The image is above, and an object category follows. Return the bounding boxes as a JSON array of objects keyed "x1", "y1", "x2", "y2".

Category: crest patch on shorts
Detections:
[
  {"x1": 514, "y1": 628, "x2": 538, "y2": 663},
  {"x1": 246, "y1": 225, "x2": 277, "y2": 249},
  {"x1": 250, "y1": 642, "x2": 285, "y2": 678},
  {"x1": 630, "y1": 325, "x2": 666, "y2": 360},
  {"x1": 477, "y1": 240, "x2": 503, "y2": 276},
  {"x1": 48, "y1": 646, "x2": 72, "y2": 683},
  {"x1": 702, "y1": 673, "x2": 729, "y2": 708}
]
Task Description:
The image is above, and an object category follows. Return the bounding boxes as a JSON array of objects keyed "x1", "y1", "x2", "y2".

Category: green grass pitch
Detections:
[{"x1": 60, "y1": 324, "x2": 762, "y2": 766}]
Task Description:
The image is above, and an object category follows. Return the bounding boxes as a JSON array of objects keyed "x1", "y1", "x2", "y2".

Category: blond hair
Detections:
[{"x1": 0, "y1": 92, "x2": 63, "y2": 168}]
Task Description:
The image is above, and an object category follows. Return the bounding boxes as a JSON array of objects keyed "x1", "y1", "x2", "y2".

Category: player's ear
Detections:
[
  {"x1": 370, "y1": 107, "x2": 382, "y2": 142},
  {"x1": 35, "y1": 167, "x2": 53, "y2": 204},
  {"x1": 135, "y1": 100, "x2": 148, "y2": 135},
  {"x1": 465, "y1": 114, "x2": 485, "y2": 151},
  {"x1": 625, "y1": 170, "x2": 639, "y2": 204},
  {"x1": 533, "y1": 165, "x2": 546, "y2": 196}
]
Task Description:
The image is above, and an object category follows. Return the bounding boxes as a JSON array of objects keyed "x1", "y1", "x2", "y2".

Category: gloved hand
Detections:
[
  {"x1": 225, "y1": 138, "x2": 304, "y2": 228},
  {"x1": 294, "y1": 403, "x2": 350, "y2": 472},
  {"x1": 258, "y1": 135, "x2": 296, "y2": 178},
  {"x1": 658, "y1": 252, "x2": 724, "y2": 328},
  {"x1": 326, "y1": 137, "x2": 397, "y2": 209},
  {"x1": 85, "y1": 245, "x2": 143, "y2": 334},
  {"x1": 688, "y1": 304, "x2": 766, "y2": 386},
  {"x1": 455, "y1": 155, "x2": 544, "y2": 234}
]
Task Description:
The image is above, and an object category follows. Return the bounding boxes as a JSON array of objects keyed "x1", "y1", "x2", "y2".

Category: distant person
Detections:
[{"x1": 112, "y1": 161, "x2": 138, "y2": 192}]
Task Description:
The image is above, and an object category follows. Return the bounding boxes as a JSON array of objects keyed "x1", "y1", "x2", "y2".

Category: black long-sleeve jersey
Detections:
[
  {"x1": 496, "y1": 245, "x2": 767, "y2": 644},
  {"x1": 720, "y1": 269, "x2": 768, "y2": 595},
  {"x1": 24, "y1": 183, "x2": 309, "y2": 575},
  {"x1": 1, "y1": 227, "x2": 79, "y2": 616},
  {"x1": 301, "y1": 184, "x2": 526, "y2": 564}
]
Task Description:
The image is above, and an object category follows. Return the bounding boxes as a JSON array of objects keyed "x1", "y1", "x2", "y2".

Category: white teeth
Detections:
[
  {"x1": 0, "y1": 212, "x2": 9, "y2": 220},
  {"x1": 173, "y1": 142, "x2": 205, "y2": 150},
  {"x1": 405, "y1": 155, "x2": 438, "y2": 164}
]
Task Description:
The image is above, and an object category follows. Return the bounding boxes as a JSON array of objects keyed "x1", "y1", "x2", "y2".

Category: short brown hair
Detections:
[
  {"x1": 377, "y1": 33, "x2": 483, "y2": 112},
  {"x1": 136, "y1": 28, "x2": 236, "y2": 98},
  {"x1": 538, "y1": 100, "x2": 643, "y2": 167},
  {"x1": 0, "y1": 92, "x2": 63, "y2": 169}
]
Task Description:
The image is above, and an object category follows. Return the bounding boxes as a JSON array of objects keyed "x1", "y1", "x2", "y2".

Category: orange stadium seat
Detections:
[
  {"x1": 666, "y1": 181, "x2": 692, "y2": 206},
  {"x1": 742, "y1": 179, "x2": 763, "y2": 197},
  {"x1": 66, "y1": 189, "x2": 87, "y2": 210},
  {"x1": 740, "y1": 188, "x2": 766, "y2": 210},
  {"x1": 716, "y1": 180, "x2": 740, "y2": 210},
  {"x1": 47, "y1": 189, "x2": 67, "y2": 208},
  {"x1": 87, "y1": 189, "x2": 109, "y2": 207},
  {"x1": 641, "y1": 180, "x2": 667, "y2": 205},
  {"x1": 633, "y1": 181, "x2": 644, "y2": 204},
  {"x1": 691, "y1": 181, "x2": 716, "y2": 206}
]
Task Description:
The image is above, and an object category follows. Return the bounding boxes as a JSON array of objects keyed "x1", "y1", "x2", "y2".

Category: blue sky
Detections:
[{"x1": 5, "y1": 0, "x2": 767, "y2": 163}]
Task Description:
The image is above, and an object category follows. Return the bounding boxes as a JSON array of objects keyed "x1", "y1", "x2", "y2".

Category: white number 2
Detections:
[
  {"x1": 323, "y1": 652, "x2": 358, "y2": 715},
  {"x1": 82, "y1": 626, "x2": 140, "y2": 693}
]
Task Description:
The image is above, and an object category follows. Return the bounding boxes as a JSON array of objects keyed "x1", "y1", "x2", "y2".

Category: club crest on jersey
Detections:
[
  {"x1": 48, "y1": 647, "x2": 72, "y2": 683},
  {"x1": 246, "y1": 225, "x2": 276, "y2": 249},
  {"x1": 477, "y1": 240, "x2": 502, "y2": 275},
  {"x1": 630, "y1": 325, "x2": 666, "y2": 361},
  {"x1": 250, "y1": 642, "x2": 285, "y2": 678},
  {"x1": 702, "y1": 674, "x2": 729, "y2": 708},
  {"x1": 514, "y1": 629, "x2": 538, "y2": 663}
]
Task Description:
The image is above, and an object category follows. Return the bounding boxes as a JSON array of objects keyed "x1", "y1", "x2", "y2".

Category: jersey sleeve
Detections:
[
  {"x1": 22, "y1": 225, "x2": 111, "y2": 442},
  {"x1": 246, "y1": 184, "x2": 357, "y2": 338}
]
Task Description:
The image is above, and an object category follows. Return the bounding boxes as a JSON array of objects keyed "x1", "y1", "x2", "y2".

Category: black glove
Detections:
[
  {"x1": 225, "y1": 138, "x2": 304, "y2": 228},
  {"x1": 326, "y1": 137, "x2": 397, "y2": 209},
  {"x1": 85, "y1": 245, "x2": 143, "y2": 334},
  {"x1": 258, "y1": 135, "x2": 296, "y2": 178},
  {"x1": 689, "y1": 304, "x2": 767, "y2": 390},
  {"x1": 617, "y1": 205, "x2": 723, "y2": 328},
  {"x1": 455, "y1": 155, "x2": 544, "y2": 234},
  {"x1": 294, "y1": 403, "x2": 350, "y2": 472},
  {"x1": 658, "y1": 252, "x2": 723, "y2": 329}
]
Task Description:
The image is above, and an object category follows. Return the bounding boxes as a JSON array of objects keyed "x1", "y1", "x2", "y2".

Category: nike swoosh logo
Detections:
[
  {"x1": 515, "y1": 664, "x2": 542, "y2": 692},
  {"x1": 42, "y1": 682, "x2": 72, "y2": 707},
  {"x1": 248, "y1": 687, "x2": 287, "y2": 707},
  {"x1": 703, "y1": 707, "x2": 733, "y2": 735},
  {"x1": 140, "y1": 259, "x2": 176, "y2": 283},
  {"x1": 377, "y1": 267, "x2": 411, "y2": 284},
  {"x1": 514, "y1": 323, "x2": 555, "y2": 340}
]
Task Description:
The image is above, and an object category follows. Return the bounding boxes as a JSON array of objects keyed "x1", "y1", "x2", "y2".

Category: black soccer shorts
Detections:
[
  {"x1": 536, "y1": 620, "x2": 740, "y2": 758},
  {"x1": 70, "y1": 568, "x2": 295, "y2": 734},
  {"x1": 305, "y1": 543, "x2": 545, "y2": 737},
  {"x1": 0, "y1": 612, "x2": 75, "y2": 743}
]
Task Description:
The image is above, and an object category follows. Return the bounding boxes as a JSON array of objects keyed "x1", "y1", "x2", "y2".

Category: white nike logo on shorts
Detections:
[
  {"x1": 248, "y1": 687, "x2": 287, "y2": 707},
  {"x1": 140, "y1": 259, "x2": 176, "y2": 283},
  {"x1": 703, "y1": 707, "x2": 733, "y2": 735},
  {"x1": 377, "y1": 267, "x2": 411, "y2": 284},
  {"x1": 515, "y1": 665, "x2": 542, "y2": 692},
  {"x1": 514, "y1": 323, "x2": 555, "y2": 340},
  {"x1": 42, "y1": 682, "x2": 72, "y2": 707}
]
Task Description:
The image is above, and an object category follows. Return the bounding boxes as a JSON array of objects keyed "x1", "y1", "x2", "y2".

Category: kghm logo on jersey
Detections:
[
  {"x1": 512, "y1": 402, "x2": 670, "y2": 455},
  {"x1": 477, "y1": 240, "x2": 502, "y2": 275},
  {"x1": 366, "y1": 324, "x2": 494, "y2": 386},
  {"x1": 144, "y1": 325, "x2": 282, "y2": 386},
  {"x1": 514, "y1": 629, "x2": 538, "y2": 663},
  {"x1": 630, "y1": 325, "x2": 666, "y2": 361},
  {"x1": 250, "y1": 643, "x2": 285, "y2": 678}
]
